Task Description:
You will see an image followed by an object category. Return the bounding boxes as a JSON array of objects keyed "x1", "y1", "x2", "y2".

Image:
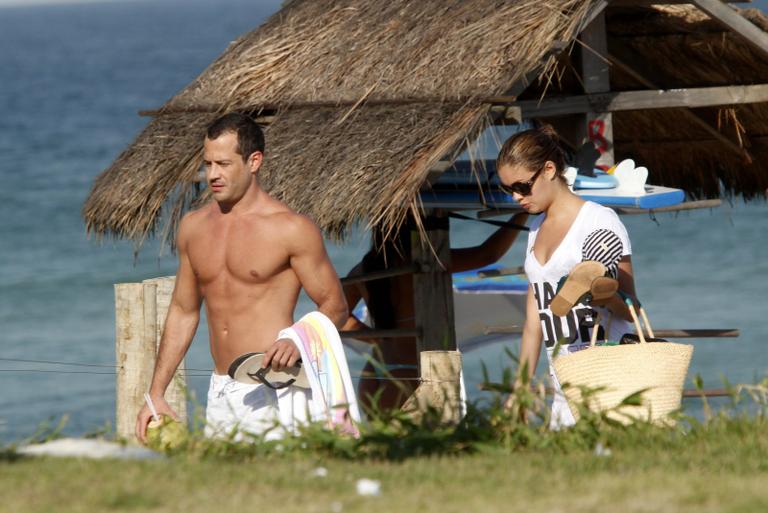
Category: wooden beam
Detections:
[
  {"x1": 578, "y1": 9, "x2": 614, "y2": 167},
  {"x1": 614, "y1": 199, "x2": 722, "y2": 215},
  {"x1": 513, "y1": 84, "x2": 768, "y2": 117},
  {"x1": 576, "y1": 0, "x2": 610, "y2": 37},
  {"x1": 607, "y1": 36, "x2": 753, "y2": 163},
  {"x1": 476, "y1": 383, "x2": 740, "y2": 398},
  {"x1": 340, "y1": 264, "x2": 418, "y2": 286},
  {"x1": 682, "y1": 389, "x2": 732, "y2": 398},
  {"x1": 651, "y1": 329, "x2": 740, "y2": 338},
  {"x1": 340, "y1": 328, "x2": 421, "y2": 340},
  {"x1": 483, "y1": 326, "x2": 739, "y2": 338},
  {"x1": 477, "y1": 266, "x2": 525, "y2": 278},
  {"x1": 691, "y1": 0, "x2": 768, "y2": 61},
  {"x1": 412, "y1": 211, "x2": 457, "y2": 354}
]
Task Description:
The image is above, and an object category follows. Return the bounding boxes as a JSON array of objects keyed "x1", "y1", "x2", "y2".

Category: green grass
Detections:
[
  {"x1": 1, "y1": 415, "x2": 767, "y2": 513},
  {"x1": 2, "y1": 376, "x2": 767, "y2": 513}
]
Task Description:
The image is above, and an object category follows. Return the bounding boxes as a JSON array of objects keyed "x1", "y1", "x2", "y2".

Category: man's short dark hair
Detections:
[{"x1": 206, "y1": 112, "x2": 265, "y2": 161}]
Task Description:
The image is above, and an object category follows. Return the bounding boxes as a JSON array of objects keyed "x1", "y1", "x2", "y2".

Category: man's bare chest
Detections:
[{"x1": 187, "y1": 221, "x2": 290, "y2": 285}]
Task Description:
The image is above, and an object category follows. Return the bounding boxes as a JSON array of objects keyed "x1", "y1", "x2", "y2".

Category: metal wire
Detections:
[
  {"x1": 0, "y1": 366, "x2": 420, "y2": 381},
  {"x1": 0, "y1": 357, "x2": 213, "y2": 373}
]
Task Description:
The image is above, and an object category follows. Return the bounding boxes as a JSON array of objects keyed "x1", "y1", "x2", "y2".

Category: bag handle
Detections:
[
  {"x1": 638, "y1": 306, "x2": 655, "y2": 339},
  {"x1": 590, "y1": 312, "x2": 601, "y2": 348},
  {"x1": 625, "y1": 297, "x2": 647, "y2": 344}
]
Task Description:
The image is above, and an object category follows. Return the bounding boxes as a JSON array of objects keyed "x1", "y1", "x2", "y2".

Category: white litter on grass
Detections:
[
  {"x1": 594, "y1": 442, "x2": 612, "y2": 457},
  {"x1": 312, "y1": 466, "x2": 328, "y2": 477},
  {"x1": 356, "y1": 478, "x2": 381, "y2": 496},
  {"x1": 16, "y1": 438, "x2": 161, "y2": 460}
]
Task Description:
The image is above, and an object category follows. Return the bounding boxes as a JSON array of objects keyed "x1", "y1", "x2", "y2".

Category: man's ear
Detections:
[{"x1": 248, "y1": 151, "x2": 264, "y2": 174}]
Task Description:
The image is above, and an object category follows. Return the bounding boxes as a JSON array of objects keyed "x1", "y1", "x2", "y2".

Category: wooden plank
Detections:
[
  {"x1": 691, "y1": 0, "x2": 768, "y2": 61},
  {"x1": 412, "y1": 212, "x2": 457, "y2": 354},
  {"x1": 513, "y1": 84, "x2": 768, "y2": 117}
]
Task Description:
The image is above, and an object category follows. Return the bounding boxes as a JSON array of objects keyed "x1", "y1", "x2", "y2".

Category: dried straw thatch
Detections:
[
  {"x1": 524, "y1": 3, "x2": 768, "y2": 200},
  {"x1": 84, "y1": 0, "x2": 601, "y2": 247},
  {"x1": 84, "y1": 0, "x2": 768, "y2": 249}
]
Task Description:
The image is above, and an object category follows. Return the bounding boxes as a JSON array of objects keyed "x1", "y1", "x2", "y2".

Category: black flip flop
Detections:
[{"x1": 227, "y1": 352, "x2": 310, "y2": 389}]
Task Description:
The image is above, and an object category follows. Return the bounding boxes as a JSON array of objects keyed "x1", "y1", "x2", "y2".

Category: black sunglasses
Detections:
[{"x1": 499, "y1": 167, "x2": 544, "y2": 197}]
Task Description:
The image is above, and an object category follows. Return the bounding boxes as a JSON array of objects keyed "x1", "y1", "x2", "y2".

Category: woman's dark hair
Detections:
[
  {"x1": 361, "y1": 224, "x2": 412, "y2": 330},
  {"x1": 496, "y1": 124, "x2": 566, "y2": 178}
]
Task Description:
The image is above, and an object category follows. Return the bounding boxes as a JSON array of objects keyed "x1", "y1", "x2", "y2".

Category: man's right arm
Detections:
[{"x1": 135, "y1": 217, "x2": 202, "y2": 443}]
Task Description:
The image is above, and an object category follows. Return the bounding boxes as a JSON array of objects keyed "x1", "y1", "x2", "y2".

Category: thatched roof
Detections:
[
  {"x1": 523, "y1": 4, "x2": 768, "y2": 199},
  {"x1": 84, "y1": 0, "x2": 768, "y2": 249}
]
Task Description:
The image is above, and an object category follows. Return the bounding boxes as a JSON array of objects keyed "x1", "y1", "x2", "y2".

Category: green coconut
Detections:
[{"x1": 146, "y1": 415, "x2": 188, "y2": 451}]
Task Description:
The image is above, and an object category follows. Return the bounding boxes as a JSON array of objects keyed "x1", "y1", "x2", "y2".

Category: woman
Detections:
[
  {"x1": 342, "y1": 212, "x2": 529, "y2": 412},
  {"x1": 495, "y1": 125, "x2": 637, "y2": 428}
]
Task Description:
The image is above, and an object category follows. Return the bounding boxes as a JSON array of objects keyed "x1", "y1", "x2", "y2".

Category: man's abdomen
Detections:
[{"x1": 203, "y1": 278, "x2": 300, "y2": 373}]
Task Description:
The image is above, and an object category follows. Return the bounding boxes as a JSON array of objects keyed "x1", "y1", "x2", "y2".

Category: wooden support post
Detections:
[
  {"x1": 401, "y1": 351, "x2": 464, "y2": 424},
  {"x1": 115, "y1": 283, "x2": 156, "y2": 442},
  {"x1": 578, "y1": 10, "x2": 614, "y2": 168},
  {"x1": 115, "y1": 277, "x2": 186, "y2": 443},
  {"x1": 411, "y1": 211, "x2": 457, "y2": 354}
]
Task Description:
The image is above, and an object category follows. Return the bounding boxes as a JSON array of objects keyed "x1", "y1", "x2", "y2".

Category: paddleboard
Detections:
[{"x1": 577, "y1": 185, "x2": 685, "y2": 208}]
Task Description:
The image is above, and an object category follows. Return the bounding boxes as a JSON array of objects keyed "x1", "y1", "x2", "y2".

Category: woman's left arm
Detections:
[{"x1": 601, "y1": 255, "x2": 635, "y2": 321}]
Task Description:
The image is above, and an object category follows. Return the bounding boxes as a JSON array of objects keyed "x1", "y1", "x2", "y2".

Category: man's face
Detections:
[{"x1": 203, "y1": 132, "x2": 262, "y2": 206}]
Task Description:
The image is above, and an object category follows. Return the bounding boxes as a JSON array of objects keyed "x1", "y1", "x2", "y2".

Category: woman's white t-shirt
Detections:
[{"x1": 524, "y1": 201, "x2": 633, "y2": 428}]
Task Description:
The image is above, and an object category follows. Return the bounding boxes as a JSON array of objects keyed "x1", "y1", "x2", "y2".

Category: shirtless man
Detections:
[{"x1": 135, "y1": 113, "x2": 347, "y2": 442}]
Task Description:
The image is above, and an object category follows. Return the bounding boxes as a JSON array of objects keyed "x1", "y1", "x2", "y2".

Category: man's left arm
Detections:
[
  {"x1": 263, "y1": 215, "x2": 348, "y2": 371},
  {"x1": 288, "y1": 216, "x2": 348, "y2": 326}
]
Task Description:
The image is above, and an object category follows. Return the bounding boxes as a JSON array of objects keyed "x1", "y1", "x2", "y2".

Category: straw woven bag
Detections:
[{"x1": 552, "y1": 302, "x2": 693, "y2": 424}]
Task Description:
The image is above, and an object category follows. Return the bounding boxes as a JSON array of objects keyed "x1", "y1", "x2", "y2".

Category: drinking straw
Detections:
[{"x1": 143, "y1": 393, "x2": 161, "y2": 422}]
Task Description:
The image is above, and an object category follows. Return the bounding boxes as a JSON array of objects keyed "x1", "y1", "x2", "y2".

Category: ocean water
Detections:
[{"x1": 0, "y1": 0, "x2": 766, "y2": 443}]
